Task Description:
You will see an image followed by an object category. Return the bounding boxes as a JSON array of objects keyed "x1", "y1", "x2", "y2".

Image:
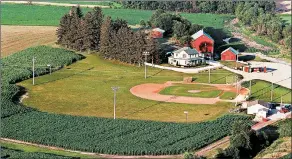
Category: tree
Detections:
[
  {"x1": 111, "y1": 18, "x2": 128, "y2": 32},
  {"x1": 173, "y1": 21, "x2": 190, "y2": 38},
  {"x1": 56, "y1": 14, "x2": 71, "y2": 46},
  {"x1": 140, "y1": 20, "x2": 146, "y2": 28},
  {"x1": 285, "y1": 37, "x2": 291, "y2": 50},
  {"x1": 82, "y1": 7, "x2": 103, "y2": 51},
  {"x1": 153, "y1": 13, "x2": 174, "y2": 34},
  {"x1": 99, "y1": 16, "x2": 112, "y2": 59},
  {"x1": 282, "y1": 25, "x2": 291, "y2": 39}
]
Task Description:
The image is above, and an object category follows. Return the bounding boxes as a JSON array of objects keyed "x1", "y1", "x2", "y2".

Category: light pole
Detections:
[
  {"x1": 32, "y1": 57, "x2": 35, "y2": 85},
  {"x1": 143, "y1": 51, "x2": 150, "y2": 79},
  {"x1": 184, "y1": 111, "x2": 188, "y2": 123},
  {"x1": 111, "y1": 86, "x2": 119, "y2": 120},
  {"x1": 249, "y1": 80, "x2": 252, "y2": 96},
  {"x1": 208, "y1": 68, "x2": 211, "y2": 84},
  {"x1": 47, "y1": 64, "x2": 51, "y2": 75},
  {"x1": 236, "y1": 50, "x2": 239, "y2": 69},
  {"x1": 271, "y1": 82, "x2": 273, "y2": 102}
]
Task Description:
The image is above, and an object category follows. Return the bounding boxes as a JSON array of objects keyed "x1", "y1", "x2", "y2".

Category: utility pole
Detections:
[
  {"x1": 32, "y1": 57, "x2": 35, "y2": 85},
  {"x1": 143, "y1": 51, "x2": 150, "y2": 79},
  {"x1": 236, "y1": 50, "x2": 239, "y2": 69},
  {"x1": 111, "y1": 86, "x2": 119, "y2": 120},
  {"x1": 208, "y1": 68, "x2": 211, "y2": 83},
  {"x1": 249, "y1": 80, "x2": 252, "y2": 96},
  {"x1": 235, "y1": 76, "x2": 238, "y2": 106},
  {"x1": 184, "y1": 111, "x2": 188, "y2": 123},
  {"x1": 152, "y1": 55, "x2": 154, "y2": 67},
  {"x1": 271, "y1": 82, "x2": 273, "y2": 101}
]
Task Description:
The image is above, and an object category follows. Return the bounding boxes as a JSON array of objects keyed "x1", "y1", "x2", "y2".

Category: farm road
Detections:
[{"x1": 2, "y1": 1, "x2": 110, "y2": 8}]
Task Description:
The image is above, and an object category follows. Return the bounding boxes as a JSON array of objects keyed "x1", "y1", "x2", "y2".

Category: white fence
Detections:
[{"x1": 145, "y1": 61, "x2": 223, "y2": 74}]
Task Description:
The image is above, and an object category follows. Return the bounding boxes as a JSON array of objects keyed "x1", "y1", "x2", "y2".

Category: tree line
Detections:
[
  {"x1": 235, "y1": 2, "x2": 291, "y2": 50},
  {"x1": 57, "y1": 6, "x2": 160, "y2": 64},
  {"x1": 119, "y1": 1, "x2": 275, "y2": 14},
  {"x1": 144, "y1": 9, "x2": 203, "y2": 45}
]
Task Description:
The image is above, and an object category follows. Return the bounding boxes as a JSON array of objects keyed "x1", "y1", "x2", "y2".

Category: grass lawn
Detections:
[
  {"x1": 0, "y1": 140, "x2": 97, "y2": 158},
  {"x1": 2, "y1": 3, "x2": 234, "y2": 27},
  {"x1": 220, "y1": 92, "x2": 237, "y2": 100},
  {"x1": 159, "y1": 84, "x2": 222, "y2": 98},
  {"x1": 280, "y1": 14, "x2": 291, "y2": 24},
  {"x1": 220, "y1": 60, "x2": 247, "y2": 68},
  {"x1": 19, "y1": 53, "x2": 238, "y2": 123},
  {"x1": 242, "y1": 80, "x2": 291, "y2": 103}
]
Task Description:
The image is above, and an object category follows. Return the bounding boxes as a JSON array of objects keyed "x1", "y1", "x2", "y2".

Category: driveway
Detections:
[{"x1": 223, "y1": 61, "x2": 291, "y2": 89}]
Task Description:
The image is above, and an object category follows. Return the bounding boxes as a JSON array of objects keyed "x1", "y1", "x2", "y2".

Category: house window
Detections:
[
  {"x1": 176, "y1": 54, "x2": 178, "y2": 57},
  {"x1": 183, "y1": 54, "x2": 186, "y2": 58}
]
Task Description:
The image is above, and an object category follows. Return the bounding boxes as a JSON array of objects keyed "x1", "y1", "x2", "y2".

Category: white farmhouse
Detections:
[{"x1": 168, "y1": 47, "x2": 205, "y2": 67}]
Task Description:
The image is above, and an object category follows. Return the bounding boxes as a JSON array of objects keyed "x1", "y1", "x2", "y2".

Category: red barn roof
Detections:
[{"x1": 191, "y1": 30, "x2": 214, "y2": 42}]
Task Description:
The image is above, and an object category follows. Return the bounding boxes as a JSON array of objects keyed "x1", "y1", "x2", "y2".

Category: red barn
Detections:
[
  {"x1": 190, "y1": 30, "x2": 214, "y2": 59},
  {"x1": 221, "y1": 47, "x2": 239, "y2": 61},
  {"x1": 150, "y1": 28, "x2": 165, "y2": 39}
]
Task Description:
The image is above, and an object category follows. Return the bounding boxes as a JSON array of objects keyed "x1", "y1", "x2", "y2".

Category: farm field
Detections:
[
  {"x1": 2, "y1": 3, "x2": 234, "y2": 27},
  {"x1": 242, "y1": 80, "x2": 291, "y2": 103},
  {"x1": 1, "y1": 25, "x2": 57, "y2": 57},
  {"x1": 19, "y1": 51, "x2": 239, "y2": 122}
]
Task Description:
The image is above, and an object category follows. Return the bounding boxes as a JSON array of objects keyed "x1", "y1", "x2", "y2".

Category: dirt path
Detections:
[
  {"x1": 195, "y1": 136, "x2": 230, "y2": 156},
  {"x1": 130, "y1": 81, "x2": 249, "y2": 105},
  {"x1": 2, "y1": 1, "x2": 110, "y2": 8},
  {"x1": 0, "y1": 138, "x2": 182, "y2": 159},
  {"x1": 228, "y1": 18, "x2": 272, "y2": 51}
]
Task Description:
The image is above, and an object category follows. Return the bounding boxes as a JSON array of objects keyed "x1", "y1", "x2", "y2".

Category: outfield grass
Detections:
[
  {"x1": 2, "y1": 3, "x2": 233, "y2": 27},
  {"x1": 160, "y1": 84, "x2": 222, "y2": 98},
  {"x1": 243, "y1": 80, "x2": 291, "y2": 103},
  {"x1": 192, "y1": 68, "x2": 242, "y2": 84},
  {"x1": 220, "y1": 92, "x2": 237, "y2": 100},
  {"x1": 19, "y1": 53, "x2": 238, "y2": 123},
  {"x1": 0, "y1": 141, "x2": 97, "y2": 159}
]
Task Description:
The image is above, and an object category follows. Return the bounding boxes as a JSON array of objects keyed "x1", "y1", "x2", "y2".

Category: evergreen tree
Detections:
[
  {"x1": 100, "y1": 16, "x2": 112, "y2": 59},
  {"x1": 83, "y1": 7, "x2": 103, "y2": 51},
  {"x1": 56, "y1": 14, "x2": 71, "y2": 46}
]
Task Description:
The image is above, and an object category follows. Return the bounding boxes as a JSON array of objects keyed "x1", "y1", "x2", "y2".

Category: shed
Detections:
[
  {"x1": 221, "y1": 47, "x2": 239, "y2": 61},
  {"x1": 190, "y1": 30, "x2": 214, "y2": 58},
  {"x1": 247, "y1": 104, "x2": 269, "y2": 115},
  {"x1": 150, "y1": 28, "x2": 165, "y2": 39}
]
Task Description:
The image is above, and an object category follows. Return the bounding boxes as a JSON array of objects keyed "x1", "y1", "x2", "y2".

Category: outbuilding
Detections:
[
  {"x1": 221, "y1": 47, "x2": 239, "y2": 61},
  {"x1": 247, "y1": 104, "x2": 269, "y2": 115},
  {"x1": 150, "y1": 28, "x2": 165, "y2": 39},
  {"x1": 190, "y1": 29, "x2": 214, "y2": 59}
]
